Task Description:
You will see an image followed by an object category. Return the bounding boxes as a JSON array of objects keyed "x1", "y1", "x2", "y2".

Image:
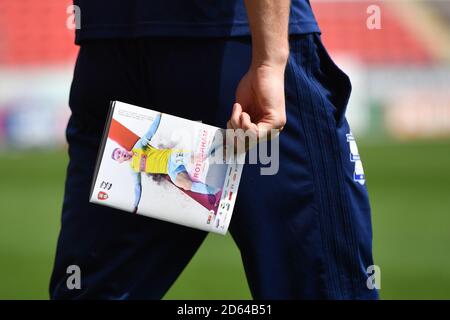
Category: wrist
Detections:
[
  {"x1": 250, "y1": 57, "x2": 288, "y2": 76},
  {"x1": 251, "y1": 48, "x2": 289, "y2": 71}
]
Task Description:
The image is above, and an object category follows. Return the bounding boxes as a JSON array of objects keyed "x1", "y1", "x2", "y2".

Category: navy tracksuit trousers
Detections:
[{"x1": 50, "y1": 34, "x2": 378, "y2": 299}]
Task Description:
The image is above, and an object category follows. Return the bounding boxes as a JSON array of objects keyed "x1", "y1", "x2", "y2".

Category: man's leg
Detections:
[
  {"x1": 49, "y1": 40, "x2": 208, "y2": 299},
  {"x1": 168, "y1": 152, "x2": 221, "y2": 196},
  {"x1": 51, "y1": 36, "x2": 249, "y2": 299},
  {"x1": 217, "y1": 35, "x2": 378, "y2": 299},
  {"x1": 171, "y1": 168, "x2": 221, "y2": 208}
]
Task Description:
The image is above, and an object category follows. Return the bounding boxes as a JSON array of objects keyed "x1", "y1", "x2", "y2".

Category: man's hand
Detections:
[
  {"x1": 228, "y1": 0, "x2": 290, "y2": 142},
  {"x1": 228, "y1": 62, "x2": 286, "y2": 136}
]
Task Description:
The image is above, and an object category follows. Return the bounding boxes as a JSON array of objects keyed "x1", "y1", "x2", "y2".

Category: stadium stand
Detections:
[
  {"x1": 311, "y1": 1, "x2": 437, "y2": 64},
  {"x1": 0, "y1": 0, "x2": 446, "y2": 66},
  {"x1": 429, "y1": 0, "x2": 450, "y2": 26},
  {"x1": 0, "y1": 0, "x2": 77, "y2": 65}
]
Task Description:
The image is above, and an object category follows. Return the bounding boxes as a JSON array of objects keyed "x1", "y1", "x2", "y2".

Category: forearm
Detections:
[
  {"x1": 134, "y1": 113, "x2": 162, "y2": 148},
  {"x1": 230, "y1": 1, "x2": 289, "y2": 134},
  {"x1": 244, "y1": 0, "x2": 290, "y2": 68},
  {"x1": 133, "y1": 174, "x2": 142, "y2": 209},
  {"x1": 133, "y1": 186, "x2": 142, "y2": 209},
  {"x1": 144, "y1": 113, "x2": 161, "y2": 140}
]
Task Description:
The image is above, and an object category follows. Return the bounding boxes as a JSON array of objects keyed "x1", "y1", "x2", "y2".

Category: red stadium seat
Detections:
[
  {"x1": 0, "y1": 0, "x2": 77, "y2": 66},
  {"x1": 0, "y1": 1, "x2": 437, "y2": 66},
  {"x1": 312, "y1": 1, "x2": 434, "y2": 64}
]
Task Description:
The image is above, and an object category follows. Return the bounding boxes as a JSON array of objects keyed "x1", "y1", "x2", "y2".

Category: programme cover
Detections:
[{"x1": 90, "y1": 101, "x2": 245, "y2": 235}]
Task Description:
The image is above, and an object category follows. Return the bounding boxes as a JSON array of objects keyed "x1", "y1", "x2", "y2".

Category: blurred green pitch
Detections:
[{"x1": 1, "y1": 140, "x2": 450, "y2": 299}]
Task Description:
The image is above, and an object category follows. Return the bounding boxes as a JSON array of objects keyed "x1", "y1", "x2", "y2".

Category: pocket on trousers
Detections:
[{"x1": 313, "y1": 34, "x2": 352, "y2": 127}]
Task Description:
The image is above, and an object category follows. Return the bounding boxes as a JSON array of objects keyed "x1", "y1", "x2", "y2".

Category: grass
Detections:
[
  {"x1": 0, "y1": 139, "x2": 449, "y2": 299},
  {"x1": 362, "y1": 140, "x2": 450, "y2": 299}
]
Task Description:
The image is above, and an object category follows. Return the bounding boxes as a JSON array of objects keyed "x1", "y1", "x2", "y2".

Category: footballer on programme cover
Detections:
[{"x1": 90, "y1": 101, "x2": 245, "y2": 234}]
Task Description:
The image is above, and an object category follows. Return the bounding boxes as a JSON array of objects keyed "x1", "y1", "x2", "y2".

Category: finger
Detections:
[
  {"x1": 256, "y1": 122, "x2": 273, "y2": 141},
  {"x1": 256, "y1": 122, "x2": 283, "y2": 142},
  {"x1": 239, "y1": 112, "x2": 257, "y2": 132},
  {"x1": 230, "y1": 103, "x2": 242, "y2": 129},
  {"x1": 225, "y1": 120, "x2": 239, "y2": 154},
  {"x1": 240, "y1": 112, "x2": 258, "y2": 151}
]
